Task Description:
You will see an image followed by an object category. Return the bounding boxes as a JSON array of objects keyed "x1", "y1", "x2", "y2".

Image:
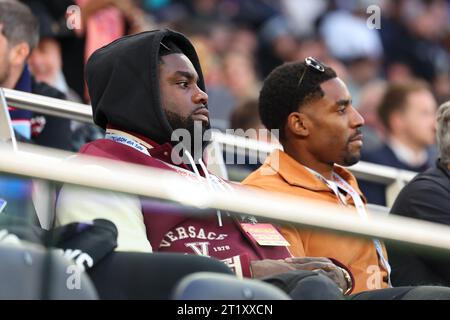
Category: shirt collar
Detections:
[
  {"x1": 388, "y1": 137, "x2": 428, "y2": 167},
  {"x1": 14, "y1": 64, "x2": 32, "y2": 93},
  {"x1": 266, "y1": 149, "x2": 365, "y2": 198}
]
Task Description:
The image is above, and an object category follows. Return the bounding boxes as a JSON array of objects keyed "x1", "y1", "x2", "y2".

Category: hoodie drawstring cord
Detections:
[
  {"x1": 184, "y1": 150, "x2": 223, "y2": 227},
  {"x1": 198, "y1": 158, "x2": 223, "y2": 227},
  {"x1": 183, "y1": 149, "x2": 202, "y2": 181},
  {"x1": 184, "y1": 150, "x2": 223, "y2": 228}
]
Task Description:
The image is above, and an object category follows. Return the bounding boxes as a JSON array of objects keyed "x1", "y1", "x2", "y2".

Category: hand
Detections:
[
  {"x1": 250, "y1": 257, "x2": 351, "y2": 294},
  {"x1": 284, "y1": 257, "x2": 350, "y2": 293},
  {"x1": 250, "y1": 259, "x2": 299, "y2": 279}
]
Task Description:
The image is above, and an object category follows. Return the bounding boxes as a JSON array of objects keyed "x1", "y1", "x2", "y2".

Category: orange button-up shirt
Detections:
[{"x1": 242, "y1": 149, "x2": 389, "y2": 293}]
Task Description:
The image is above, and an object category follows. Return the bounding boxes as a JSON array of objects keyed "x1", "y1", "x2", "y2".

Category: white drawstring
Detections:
[
  {"x1": 184, "y1": 150, "x2": 202, "y2": 180},
  {"x1": 184, "y1": 150, "x2": 223, "y2": 227},
  {"x1": 198, "y1": 158, "x2": 211, "y2": 182},
  {"x1": 198, "y1": 158, "x2": 223, "y2": 227}
]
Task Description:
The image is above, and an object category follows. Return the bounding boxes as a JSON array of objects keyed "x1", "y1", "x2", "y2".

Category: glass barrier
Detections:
[{"x1": 1, "y1": 160, "x2": 450, "y2": 301}]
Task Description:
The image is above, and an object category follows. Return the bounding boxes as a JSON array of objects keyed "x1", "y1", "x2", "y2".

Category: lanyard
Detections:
[
  {"x1": 306, "y1": 167, "x2": 392, "y2": 286},
  {"x1": 105, "y1": 132, "x2": 150, "y2": 156},
  {"x1": 105, "y1": 132, "x2": 232, "y2": 195},
  {"x1": 105, "y1": 132, "x2": 250, "y2": 227},
  {"x1": 105, "y1": 132, "x2": 200, "y2": 179}
]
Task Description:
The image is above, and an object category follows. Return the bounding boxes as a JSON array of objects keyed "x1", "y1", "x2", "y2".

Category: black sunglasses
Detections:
[{"x1": 297, "y1": 57, "x2": 326, "y2": 87}]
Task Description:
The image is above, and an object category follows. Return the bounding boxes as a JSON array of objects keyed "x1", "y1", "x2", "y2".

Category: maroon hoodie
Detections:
[{"x1": 79, "y1": 134, "x2": 292, "y2": 277}]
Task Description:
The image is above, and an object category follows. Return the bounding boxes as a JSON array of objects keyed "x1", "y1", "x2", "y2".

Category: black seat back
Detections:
[
  {"x1": 172, "y1": 272, "x2": 290, "y2": 300},
  {"x1": 0, "y1": 243, "x2": 98, "y2": 300}
]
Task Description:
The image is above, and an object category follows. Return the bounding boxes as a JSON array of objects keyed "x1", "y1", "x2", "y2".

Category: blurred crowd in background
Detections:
[
  {"x1": 3, "y1": 0, "x2": 450, "y2": 204},
  {"x1": 18, "y1": 1, "x2": 450, "y2": 127}
]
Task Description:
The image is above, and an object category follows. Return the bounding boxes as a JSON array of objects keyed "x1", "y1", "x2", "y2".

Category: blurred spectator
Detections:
[
  {"x1": 77, "y1": 0, "x2": 154, "y2": 59},
  {"x1": 11, "y1": 0, "x2": 450, "y2": 164},
  {"x1": 190, "y1": 0, "x2": 279, "y2": 27},
  {"x1": 229, "y1": 26, "x2": 259, "y2": 55},
  {"x1": 21, "y1": 0, "x2": 154, "y2": 101},
  {"x1": 319, "y1": 1, "x2": 383, "y2": 61},
  {"x1": 229, "y1": 99, "x2": 265, "y2": 139},
  {"x1": 388, "y1": 101, "x2": 450, "y2": 287},
  {"x1": 26, "y1": 1, "x2": 104, "y2": 151},
  {"x1": 0, "y1": 0, "x2": 72, "y2": 150},
  {"x1": 208, "y1": 50, "x2": 260, "y2": 131},
  {"x1": 380, "y1": 0, "x2": 450, "y2": 82},
  {"x1": 27, "y1": 1, "x2": 82, "y2": 103},
  {"x1": 280, "y1": 0, "x2": 327, "y2": 38},
  {"x1": 138, "y1": 0, "x2": 186, "y2": 24},
  {"x1": 295, "y1": 37, "x2": 332, "y2": 65},
  {"x1": 360, "y1": 80, "x2": 438, "y2": 205},
  {"x1": 76, "y1": 0, "x2": 155, "y2": 101},
  {"x1": 29, "y1": 38, "x2": 80, "y2": 101},
  {"x1": 0, "y1": 0, "x2": 67, "y2": 225},
  {"x1": 224, "y1": 99, "x2": 270, "y2": 180},
  {"x1": 258, "y1": 15, "x2": 299, "y2": 77},
  {"x1": 433, "y1": 72, "x2": 450, "y2": 105},
  {"x1": 223, "y1": 52, "x2": 260, "y2": 104},
  {"x1": 319, "y1": 1, "x2": 384, "y2": 106},
  {"x1": 358, "y1": 80, "x2": 388, "y2": 152}
]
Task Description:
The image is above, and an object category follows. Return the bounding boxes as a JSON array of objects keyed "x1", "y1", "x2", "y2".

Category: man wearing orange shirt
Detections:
[{"x1": 243, "y1": 57, "x2": 450, "y2": 299}]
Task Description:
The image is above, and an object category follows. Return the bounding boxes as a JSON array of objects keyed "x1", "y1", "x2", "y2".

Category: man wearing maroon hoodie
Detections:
[{"x1": 56, "y1": 29, "x2": 352, "y2": 299}]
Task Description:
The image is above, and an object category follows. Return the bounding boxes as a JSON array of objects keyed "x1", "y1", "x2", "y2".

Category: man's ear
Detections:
[
  {"x1": 286, "y1": 112, "x2": 309, "y2": 137},
  {"x1": 9, "y1": 42, "x2": 30, "y2": 67}
]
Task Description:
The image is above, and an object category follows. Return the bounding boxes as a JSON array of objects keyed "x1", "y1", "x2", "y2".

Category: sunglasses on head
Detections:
[{"x1": 298, "y1": 57, "x2": 326, "y2": 87}]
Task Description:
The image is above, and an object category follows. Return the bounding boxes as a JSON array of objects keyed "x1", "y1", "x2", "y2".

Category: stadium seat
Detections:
[
  {"x1": 0, "y1": 243, "x2": 98, "y2": 299},
  {"x1": 172, "y1": 272, "x2": 291, "y2": 300}
]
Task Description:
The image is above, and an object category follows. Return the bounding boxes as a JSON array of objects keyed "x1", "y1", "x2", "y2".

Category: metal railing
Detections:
[
  {"x1": 0, "y1": 87, "x2": 445, "y2": 254},
  {"x1": 0, "y1": 89, "x2": 17, "y2": 150},
  {"x1": 0, "y1": 144, "x2": 449, "y2": 254},
  {"x1": 3, "y1": 88, "x2": 92, "y2": 123},
  {"x1": 1, "y1": 88, "x2": 418, "y2": 206}
]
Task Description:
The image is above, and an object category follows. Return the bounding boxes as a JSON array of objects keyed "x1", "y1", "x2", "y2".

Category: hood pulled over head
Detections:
[{"x1": 86, "y1": 29, "x2": 206, "y2": 145}]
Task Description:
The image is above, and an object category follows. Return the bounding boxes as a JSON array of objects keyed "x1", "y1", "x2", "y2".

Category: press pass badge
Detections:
[
  {"x1": 0, "y1": 199, "x2": 7, "y2": 213},
  {"x1": 241, "y1": 223, "x2": 290, "y2": 246}
]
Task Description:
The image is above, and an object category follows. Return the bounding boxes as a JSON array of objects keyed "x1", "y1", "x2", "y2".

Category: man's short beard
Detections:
[
  {"x1": 342, "y1": 152, "x2": 361, "y2": 167},
  {"x1": 165, "y1": 110, "x2": 210, "y2": 161}
]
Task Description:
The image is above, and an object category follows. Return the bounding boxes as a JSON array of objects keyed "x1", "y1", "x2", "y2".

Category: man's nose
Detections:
[
  {"x1": 193, "y1": 86, "x2": 208, "y2": 106},
  {"x1": 351, "y1": 107, "x2": 365, "y2": 128}
]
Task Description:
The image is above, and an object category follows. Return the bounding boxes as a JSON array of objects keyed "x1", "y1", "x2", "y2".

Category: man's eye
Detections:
[
  {"x1": 337, "y1": 107, "x2": 346, "y2": 114},
  {"x1": 177, "y1": 81, "x2": 189, "y2": 88}
]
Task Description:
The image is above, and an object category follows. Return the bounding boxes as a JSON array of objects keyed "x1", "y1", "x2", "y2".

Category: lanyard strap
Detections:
[
  {"x1": 105, "y1": 132, "x2": 200, "y2": 178},
  {"x1": 332, "y1": 173, "x2": 392, "y2": 286},
  {"x1": 306, "y1": 167, "x2": 392, "y2": 286},
  {"x1": 105, "y1": 132, "x2": 150, "y2": 156},
  {"x1": 105, "y1": 132, "x2": 232, "y2": 190}
]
